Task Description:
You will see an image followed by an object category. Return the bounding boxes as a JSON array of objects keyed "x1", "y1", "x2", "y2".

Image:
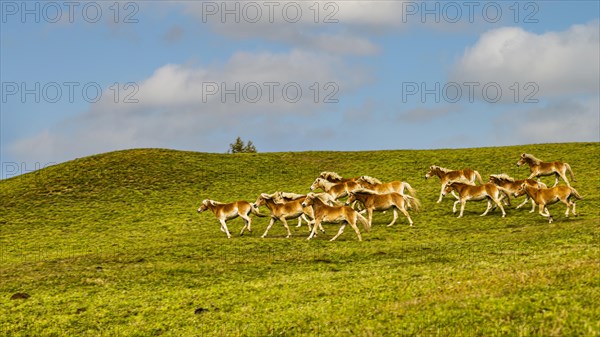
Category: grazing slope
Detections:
[{"x1": 1, "y1": 143, "x2": 599, "y2": 336}]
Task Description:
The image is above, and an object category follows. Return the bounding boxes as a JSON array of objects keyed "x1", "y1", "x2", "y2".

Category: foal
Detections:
[
  {"x1": 425, "y1": 166, "x2": 483, "y2": 203},
  {"x1": 197, "y1": 199, "x2": 264, "y2": 238},
  {"x1": 253, "y1": 193, "x2": 312, "y2": 238},
  {"x1": 442, "y1": 182, "x2": 507, "y2": 218},
  {"x1": 301, "y1": 193, "x2": 369, "y2": 241},
  {"x1": 346, "y1": 190, "x2": 420, "y2": 227},
  {"x1": 488, "y1": 174, "x2": 547, "y2": 212},
  {"x1": 516, "y1": 153, "x2": 576, "y2": 187},
  {"x1": 514, "y1": 183, "x2": 583, "y2": 223}
]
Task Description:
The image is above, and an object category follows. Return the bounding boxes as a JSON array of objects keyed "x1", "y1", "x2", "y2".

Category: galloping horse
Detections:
[
  {"x1": 442, "y1": 182, "x2": 508, "y2": 218},
  {"x1": 425, "y1": 166, "x2": 484, "y2": 203},
  {"x1": 516, "y1": 153, "x2": 575, "y2": 187},
  {"x1": 346, "y1": 189, "x2": 420, "y2": 227},
  {"x1": 488, "y1": 174, "x2": 547, "y2": 212},
  {"x1": 514, "y1": 183, "x2": 583, "y2": 223},
  {"x1": 356, "y1": 176, "x2": 417, "y2": 198},
  {"x1": 253, "y1": 193, "x2": 312, "y2": 238},
  {"x1": 197, "y1": 199, "x2": 265, "y2": 238},
  {"x1": 301, "y1": 193, "x2": 369, "y2": 241}
]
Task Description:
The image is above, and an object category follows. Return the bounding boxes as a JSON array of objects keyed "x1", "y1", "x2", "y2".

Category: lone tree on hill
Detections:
[{"x1": 228, "y1": 137, "x2": 257, "y2": 153}]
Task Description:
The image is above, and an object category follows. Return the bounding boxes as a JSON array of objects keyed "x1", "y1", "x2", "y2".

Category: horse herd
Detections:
[{"x1": 197, "y1": 153, "x2": 583, "y2": 241}]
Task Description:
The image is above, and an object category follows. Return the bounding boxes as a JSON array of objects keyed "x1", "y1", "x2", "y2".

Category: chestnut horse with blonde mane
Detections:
[
  {"x1": 516, "y1": 153, "x2": 575, "y2": 187},
  {"x1": 425, "y1": 166, "x2": 484, "y2": 203},
  {"x1": 301, "y1": 193, "x2": 369, "y2": 241},
  {"x1": 488, "y1": 174, "x2": 547, "y2": 212},
  {"x1": 197, "y1": 199, "x2": 265, "y2": 238},
  {"x1": 514, "y1": 183, "x2": 582, "y2": 223}
]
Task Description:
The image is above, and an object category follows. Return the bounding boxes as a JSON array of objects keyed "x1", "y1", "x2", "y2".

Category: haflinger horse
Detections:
[
  {"x1": 266, "y1": 191, "x2": 313, "y2": 228},
  {"x1": 425, "y1": 166, "x2": 484, "y2": 203},
  {"x1": 516, "y1": 153, "x2": 576, "y2": 187},
  {"x1": 301, "y1": 193, "x2": 369, "y2": 241},
  {"x1": 318, "y1": 171, "x2": 360, "y2": 183},
  {"x1": 346, "y1": 189, "x2": 420, "y2": 228},
  {"x1": 514, "y1": 183, "x2": 583, "y2": 223},
  {"x1": 488, "y1": 174, "x2": 547, "y2": 212},
  {"x1": 309, "y1": 177, "x2": 362, "y2": 200},
  {"x1": 197, "y1": 199, "x2": 265, "y2": 238},
  {"x1": 442, "y1": 182, "x2": 508, "y2": 218},
  {"x1": 253, "y1": 193, "x2": 314, "y2": 238},
  {"x1": 356, "y1": 175, "x2": 417, "y2": 198}
]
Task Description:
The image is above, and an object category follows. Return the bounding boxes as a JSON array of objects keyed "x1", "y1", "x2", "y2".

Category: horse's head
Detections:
[
  {"x1": 425, "y1": 166, "x2": 435, "y2": 179},
  {"x1": 516, "y1": 153, "x2": 527, "y2": 167},
  {"x1": 301, "y1": 193, "x2": 317, "y2": 207},
  {"x1": 441, "y1": 182, "x2": 454, "y2": 196},
  {"x1": 514, "y1": 182, "x2": 528, "y2": 197},
  {"x1": 197, "y1": 199, "x2": 211, "y2": 213},
  {"x1": 253, "y1": 193, "x2": 270, "y2": 208},
  {"x1": 310, "y1": 178, "x2": 323, "y2": 191}
]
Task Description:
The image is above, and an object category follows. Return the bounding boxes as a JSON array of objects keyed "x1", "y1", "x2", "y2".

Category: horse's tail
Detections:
[
  {"x1": 356, "y1": 212, "x2": 370, "y2": 232},
  {"x1": 570, "y1": 187, "x2": 583, "y2": 200},
  {"x1": 402, "y1": 182, "x2": 417, "y2": 198},
  {"x1": 565, "y1": 163, "x2": 576, "y2": 182},
  {"x1": 403, "y1": 195, "x2": 421, "y2": 213},
  {"x1": 474, "y1": 170, "x2": 484, "y2": 185}
]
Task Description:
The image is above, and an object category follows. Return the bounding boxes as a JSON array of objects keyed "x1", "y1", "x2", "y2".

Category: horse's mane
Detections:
[
  {"x1": 489, "y1": 173, "x2": 515, "y2": 182},
  {"x1": 319, "y1": 171, "x2": 343, "y2": 180},
  {"x1": 358, "y1": 175, "x2": 382, "y2": 185},
  {"x1": 522, "y1": 153, "x2": 543, "y2": 165},
  {"x1": 205, "y1": 199, "x2": 224, "y2": 205},
  {"x1": 431, "y1": 165, "x2": 452, "y2": 173}
]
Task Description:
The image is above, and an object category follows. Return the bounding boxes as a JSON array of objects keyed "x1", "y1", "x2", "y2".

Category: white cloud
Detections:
[
  {"x1": 493, "y1": 97, "x2": 600, "y2": 145},
  {"x1": 451, "y1": 21, "x2": 600, "y2": 100},
  {"x1": 7, "y1": 49, "x2": 370, "y2": 163}
]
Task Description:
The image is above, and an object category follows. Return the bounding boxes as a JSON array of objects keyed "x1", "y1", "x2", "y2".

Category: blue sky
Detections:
[{"x1": 1, "y1": 1, "x2": 599, "y2": 177}]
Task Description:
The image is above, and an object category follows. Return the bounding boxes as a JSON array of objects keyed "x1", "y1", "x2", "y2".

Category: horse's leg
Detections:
[
  {"x1": 452, "y1": 199, "x2": 460, "y2": 213},
  {"x1": 387, "y1": 208, "x2": 398, "y2": 227},
  {"x1": 458, "y1": 200, "x2": 466, "y2": 218},
  {"x1": 538, "y1": 204, "x2": 552, "y2": 223},
  {"x1": 572, "y1": 201, "x2": 577, "y2": 216},
  {"x1": 307, "y1": 220, "x2": 320, "y2": 240},
  {"x1": 529, "y1": 198, "x2": 537, "y2": 213},
  {"x1": 481, "y1": 199, "x2": 492, "y2": 216},
  {"x1": 348, "y1": 219, "x2": 362, "y2": 241},
  {"x1": 280, "y1": 218, "x2": 292, "y2": 238},
  {"x1": 262, "y1": 218, "x2": 277, "y2": 238},
  {"x1": 451, "y1": 191, "x2": 459, "y2": 200},
  {"x1": 220, "y1": 219, "x2": 232, "y2": 239},
  {"x1": 494, "y1": 197, "x2": 506, "y2": 217},
  {"x1": 561, "y1": 198, "x2": 570, "y2": 217},
  {"x1": 516, "y1": 196, "x2": 529, "y2": 209},
  {"x1": 239, "y1": 214, "x2": 252, "y2": 235},
  {"x1": 296, "y1": 215, "x2": 303, "y2": 228},
  {"x1": 558, "y1": 171, "x2": 570, "y2": 187},
  {"x1": 330, "y1": 223, "x2": 347, "y2": 241},
  {"x1": 368, "y1": 209, "x2": 374, "y2": 228},
  {"x1": 553, "y1": 174, "x2": 559, "y2": 187},
  {"x1": 399, "y1": 206, "x2": 413, "y2": 226},
  {"x1": 437, "y1": 184, "x2": 445, "y2": 203}
]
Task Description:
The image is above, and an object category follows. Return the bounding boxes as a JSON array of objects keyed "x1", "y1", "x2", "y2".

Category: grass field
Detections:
[{"x1": 1, "y1": 142, "x2": 598, "y2": 336}]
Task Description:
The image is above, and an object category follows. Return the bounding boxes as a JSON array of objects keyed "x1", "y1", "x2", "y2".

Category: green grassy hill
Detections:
[{"x1": 1, "y1": 143, "x2": 598, "y2": 336}]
